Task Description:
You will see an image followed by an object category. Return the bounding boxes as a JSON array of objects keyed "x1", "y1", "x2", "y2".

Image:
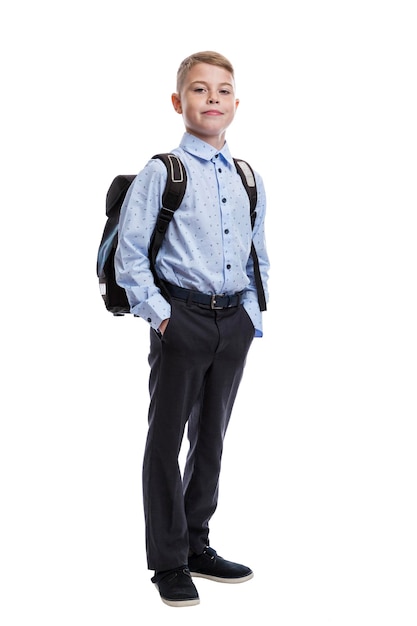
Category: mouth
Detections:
[{"x1": 203, "y1": 110, "x2": 223, "y2": 116}]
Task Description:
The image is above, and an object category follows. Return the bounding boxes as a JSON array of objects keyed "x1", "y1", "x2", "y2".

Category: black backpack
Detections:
[{"x1": 97, "y1": 153, "x2": 266, "y2": 316}]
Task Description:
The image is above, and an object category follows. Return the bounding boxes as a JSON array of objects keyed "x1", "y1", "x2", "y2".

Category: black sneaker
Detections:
[
  {"x1": 188, "y1": 547, "x2": 254, "y2": 583},
  {"x1": 151, "y1": 566, "x2": 200, "y2": 607}
]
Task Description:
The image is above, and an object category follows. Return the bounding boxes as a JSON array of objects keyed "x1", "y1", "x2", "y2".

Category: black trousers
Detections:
[{"x1": 143, "y1": 297, "x2": 255, "y2": 571}]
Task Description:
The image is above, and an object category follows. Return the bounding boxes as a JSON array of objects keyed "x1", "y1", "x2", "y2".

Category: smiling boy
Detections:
[{"x1": 115, "y1": 51, "x2": 269, "y2": 607}]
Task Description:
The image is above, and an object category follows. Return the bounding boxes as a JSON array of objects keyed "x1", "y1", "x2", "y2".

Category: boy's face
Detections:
[{"x1": 171, "y1": 63, "x2": 239, "y2": 150}]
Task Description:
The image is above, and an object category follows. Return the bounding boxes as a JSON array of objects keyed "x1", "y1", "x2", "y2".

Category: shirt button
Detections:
[
  {"x1": 224, "y1": 229, "x2": 229, "y2": 234},
  {"x1": 147, "y1": 317, "x2": 152, "y2": 323},
  {"x1": 222, "y1": 198, "x2": 227, "y2": 203},
  {"x1": 218, "y1": 168, "x2": 222, "y2": 173},
  {"x1": 215, "y1": 154, "x2": 219, "y2": 158},
  {"x1": 227, "y1": 264, "x2": 231, "y2": 270}
]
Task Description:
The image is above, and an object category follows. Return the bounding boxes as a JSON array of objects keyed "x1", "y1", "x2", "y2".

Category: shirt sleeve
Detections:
[
  {"x1": 241, "y1": 172, "x2": 270, "y2": 337},
  {"x1": 114, "y1": 159, "x2": 171, "y2": 329}
]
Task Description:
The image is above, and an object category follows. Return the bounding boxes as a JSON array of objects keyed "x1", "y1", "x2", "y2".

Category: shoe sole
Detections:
[
  {"x1": 161, "y1": 597, "x2": 200, "y2": 607},
  {"x1": 189, "y1": 571, "x2": 254, "y2": 584}
]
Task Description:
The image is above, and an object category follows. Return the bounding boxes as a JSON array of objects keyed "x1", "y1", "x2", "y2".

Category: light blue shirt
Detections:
[{"x1": 115, "y1": 133, "x2": 269, "y2": 336}]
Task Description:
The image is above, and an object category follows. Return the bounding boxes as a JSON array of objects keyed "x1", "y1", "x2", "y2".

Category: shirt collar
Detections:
[{"x1": 179, "y1": 132, "x2": 235, "y2": 167}]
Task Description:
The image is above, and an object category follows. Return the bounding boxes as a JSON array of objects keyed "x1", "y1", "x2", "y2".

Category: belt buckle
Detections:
[{"x1": 210, "y1": 294, "x2": 224, "y2": 310}]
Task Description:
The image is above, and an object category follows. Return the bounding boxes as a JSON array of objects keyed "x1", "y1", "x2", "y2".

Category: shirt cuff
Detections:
[
  {"x1": 132, "y1": 293, "x2": 171, "y2": 330},
  {"x1": 242, "y1": 298, "x2": 263, "y2": 338}
]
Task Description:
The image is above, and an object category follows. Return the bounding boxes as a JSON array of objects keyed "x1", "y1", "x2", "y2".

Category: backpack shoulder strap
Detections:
[
  {"x1": 233, "y1": 159, "x2": 257, "y2": 224},
  {"x1": 233, "y1": 158, "x2": 267, "y2": 312},
  {"x1": 149, "y1": 153, "x2": 187, "y2": 295},
  {"x1": 153, "y1": 153, "x2": 187, "y2": 215}
]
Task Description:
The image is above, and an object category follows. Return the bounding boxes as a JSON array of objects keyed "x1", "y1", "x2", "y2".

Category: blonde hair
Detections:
[{"x1": 176, "y1": 51, "x2": 235, "y2": 93}]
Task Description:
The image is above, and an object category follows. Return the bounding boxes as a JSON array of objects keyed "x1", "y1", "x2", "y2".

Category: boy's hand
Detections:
[{"x1": 158, "y1": 318, "x2": 170, "y2": 335}]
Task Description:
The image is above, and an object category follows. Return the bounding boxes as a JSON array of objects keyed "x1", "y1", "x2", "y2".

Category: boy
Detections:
[{"x1": 115, "y1": 51, "x2": 269, "y2": 607}]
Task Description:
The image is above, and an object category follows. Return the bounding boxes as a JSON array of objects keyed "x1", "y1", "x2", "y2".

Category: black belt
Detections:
[{"x1": 163, "y1": 282, "x2": 241, "y2": 309}]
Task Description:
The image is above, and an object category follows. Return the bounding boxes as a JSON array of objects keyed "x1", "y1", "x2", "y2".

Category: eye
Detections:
[
  {"x1": 219, "y1": 89, "x2": 231, "y2": 95},
  {"x1": 193, "y1": 87, "x2": 206, "y2": 93}
]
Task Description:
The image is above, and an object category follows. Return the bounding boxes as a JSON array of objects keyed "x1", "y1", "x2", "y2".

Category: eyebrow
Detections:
[{"x1": 189, "y1": 80, "x2": 234, "y2": 88}]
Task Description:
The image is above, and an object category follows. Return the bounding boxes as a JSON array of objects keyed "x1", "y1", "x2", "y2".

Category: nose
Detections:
[{"x1": 208, "y1": 93, "x2": 219, "y2": 104}]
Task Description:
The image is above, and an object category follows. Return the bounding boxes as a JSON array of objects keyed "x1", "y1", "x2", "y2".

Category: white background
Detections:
[{"x1": 1, "y1": 1, "x2": 416, "y2": 624}]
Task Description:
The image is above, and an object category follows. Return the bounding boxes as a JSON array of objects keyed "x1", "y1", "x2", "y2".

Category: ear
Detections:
[
  {"x1": 171, "y1": 93, "x2": 182, "y2": 114},
  {"x1": 235, "y1": 98, "x2": 240, "y2": 111}
]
